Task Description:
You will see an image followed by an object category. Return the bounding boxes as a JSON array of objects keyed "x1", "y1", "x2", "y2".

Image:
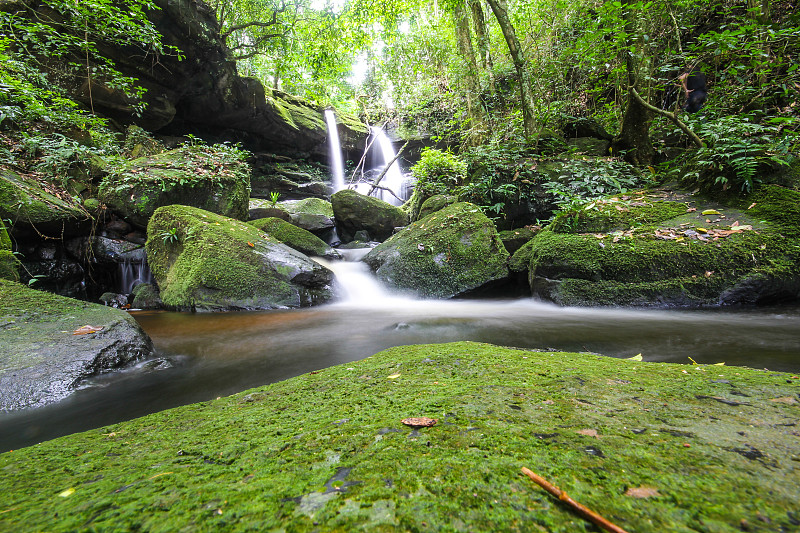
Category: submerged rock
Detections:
[
  {"x1": 331, "y1": 189, "x2": 409, "y2": 243},
  {"x1": 146, "y1": 205, "x2": 333, "y2": 311},
  {"x1": 99, "y1": 144, "x2": 250, "y2": 228},
  {"x1": 363, "y1": 202, "x2": 508, "y2": 298},
  {"x1": 249, "y1": 217, "x2": 340, "y2": 259},
  {"x1": 527, "y1": 185, "x2": 800, "y2": 307},
  {"x1": 0, "y1": 279, "x2": 153, "y2": 411}
]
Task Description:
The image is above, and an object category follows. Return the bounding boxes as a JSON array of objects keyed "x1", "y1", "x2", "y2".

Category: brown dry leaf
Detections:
[
  {"x1": 769, "y1": 397, "x2": 798, "y2": 405},
  {"x1": 577, "y1": 428, "x2": 599, "y2": 438},
  {"x1": 626, "y1": 486, "x2": 661, "y2": 498},
  {"x1": 73, "y1": 325, "x2": 103, "y2": 335},
  {"x1": 401, "y1": 417, "x2": 437, "y2": 428}
]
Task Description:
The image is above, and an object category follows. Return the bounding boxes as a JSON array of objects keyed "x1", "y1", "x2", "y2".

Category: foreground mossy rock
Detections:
[
  {"x1": 331, "y1": 189, "x2": 409, "y2": 243},
  {"x1": 0, "y1": 168, "x2": 90, "y2": 237},
  {"x1": 146, "y1": 205, "x2": 333, "y2": 311},
  {"x1": 529, "y1": 186, "x2": 800, "y2": 307},
  {"x1": 280, "y1": 197, "x2": 335, "y2": 233},
  {"x1": 249, "y1": 217, "x2": 340, "y2": 259},
  {"x1": 418, "y1": 193, "x2": 456, "y2": 220},
  {"x1": 363, "y1": 202, "x2": 508, "y2": 298},
  {"x1": 99, "y1": 145, "x2": 251, "y2": 228},
  {"x1": 0, "y1": 219, "x2": 17, "y2": 281},
  {"x1": 2, "y1": 341, "x2": 799, "y2": 531},
  {"x1": 0, "y1": 279, "x2": 153, "y2": 411}
]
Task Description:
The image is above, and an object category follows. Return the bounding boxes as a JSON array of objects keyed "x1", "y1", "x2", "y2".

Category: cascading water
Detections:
[
  {"x1": 118, "y1": 258, "x2": 154, "y2": 294},
  {"x1": 369, "y1": 127, "x2": 406, "y2": 206},
  {"x1": 324, "y1": 109, "x2": 345, "y2": 192}
]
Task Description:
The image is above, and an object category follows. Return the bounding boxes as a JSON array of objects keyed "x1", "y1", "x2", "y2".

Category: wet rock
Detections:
[
  {"x1": 281, "y1": 198, "x2": 336, "y2": 235},
  {"x1": 146, "y1": 205, "x2": 333, "y2": 311},
  {"x1": 249, "y1": 217, "x2": 340, "y2": 259},
  {"x1": 363, "y1": 202, "x2": 509, "y2": 298},
  {"x1": 0, "y1": 279, "x2": 153, "y2": 411},
  {"x1": 331, "y1": 190, "x2": 408, "y2": 243},
  {"x1": 131, "y1": 283, "x2": 163, "y2": 310}
]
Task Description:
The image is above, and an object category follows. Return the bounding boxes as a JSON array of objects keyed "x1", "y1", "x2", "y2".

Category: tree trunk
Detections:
[
  {"x1": 469, "y1": 0, "x2": 495, "y2": 90},
  {"x1": 611, "y1": 2, "x2": 654, "y2": 166},
  {"x1": 485, "y1": 0, "x2": 537, "y2": 141},
  {"x1": 452, "y1": 0, "x2": 484, "y2": 143}
]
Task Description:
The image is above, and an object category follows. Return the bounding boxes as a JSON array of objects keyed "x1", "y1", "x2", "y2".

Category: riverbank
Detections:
[{"x1": 1, "y1": 341, "x2": 798, "y2": 531}]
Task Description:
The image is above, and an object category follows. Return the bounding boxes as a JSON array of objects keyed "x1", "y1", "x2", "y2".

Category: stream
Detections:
[{"x1": 2, "y1": 260, "x2": 799, "y2": 451}]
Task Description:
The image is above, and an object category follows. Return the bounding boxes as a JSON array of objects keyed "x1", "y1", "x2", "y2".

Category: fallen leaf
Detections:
[
  {"x1": 626, "y1": 353, "x2": 643, "y2": 361},
  {"x1": 247, "y1": 242, "x2": 255, "y2": 247},
  {"x1": 748, "y1": 202, "x2": 756, "y2": 209},
  {"x1": 58, "y1": 488, "x2": 75, "y2": 498},
  {"x1": 401, "y1": 417, "x2": 437, "y2": 427},
  {"x1": 577, "y1": 428, "x2": 599, "y2": 438},
  {"x1": 625, "y1": 486, "x2": 660, "y2": 498},
  {"x1": 702, "y1": 209, "x2": 721, "y2": 215},
  {"x1": 686, "y1": 207, "x2": 697, "y2": 212},
  {"x1": 73, "y1": 325, "x2": 103, "y2": 335},
  {"x1": 731, "y1": 220, "x2": 739, "y2": 227},
  {"x1": 696, "y1": 227, "x2": 708, "y2": 234},
  {"x1": 387, "y1": 373, "x2": 401, "y2": 379}
]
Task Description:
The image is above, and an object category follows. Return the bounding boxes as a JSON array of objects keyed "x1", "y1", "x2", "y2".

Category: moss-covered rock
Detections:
[
  {"x1": 99, "y1": 144, "x2": 251, "y2": 228},
  {"x1": 280, "y1": 197, "x2": 336, "y2": 233},
  {"x1": 249, "y1": 217, "x2": 341, "y2": 259},
  {"x1": 363, "y1": 202, "x2": 509, "y2": 298},
  {"x1": 529, "y1": 186, "x2": 800, "y2": 306},
  {"x1": 499, "y1": 226, "x2": 540, "y2": 255},
  {"x1": 418, "y1": 194, "x2": 456, "y2": 220},
  {"x1": 0, "y1": 279, "x2": 153, "y2": 411},
  {"x1": 145, "y1": 205, "x2": 333, "y2": 311},
  {"x1": 0, "y1": 168, "x2": 90, "y2": 237},
  {"x1": 331, "y1": 189, "x2": 409, "y2": 243},
  {"x1": 1, "y1": 341, "x2": 799, "y2": 531},
  {"x1": 251, "y1": 160, "x2": 331, "y2": 200},
  {"x1": 131, "y1": 283, "x2": 162, "y2": 310},
  {"x1": 0, "y1": 218, "x2": 17, "y2": 281}
]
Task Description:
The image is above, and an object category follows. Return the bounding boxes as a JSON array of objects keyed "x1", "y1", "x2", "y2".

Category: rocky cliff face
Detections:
[{"x1": 16, "y1": 0, "x2": 366, "y2": 158}]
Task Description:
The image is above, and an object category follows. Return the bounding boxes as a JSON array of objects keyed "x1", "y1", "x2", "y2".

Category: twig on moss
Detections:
[{"x1": 521, "y1": 467, "x2": 630, "y2": 533}]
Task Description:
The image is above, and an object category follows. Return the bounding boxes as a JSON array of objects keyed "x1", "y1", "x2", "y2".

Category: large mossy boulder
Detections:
[
  {"x1": 363, "y1": 202, "x2": 509, "y2": 298},
  {"x1": 146, "y1": 205, "x2": 333, "y2": 311},
  {"x1": 0, "y1": 168, "x2": 90, "y2": 237},
  {"x1": 0, "y1": 279, "x2": 153, "y2": 411},
  {"x1": 3, "y1": 341, "x2": 800, "y2": 531},
  {"x1": 249, "y1": 217, "x2": 341, "y2": 259},
  {"x1": 99, "y1": 145, "x2": 250, "y2": 228},
  {"x1": 331, "y1": 189, "x2": 409, "y2": 243},
  {"x1": 528, "y1": 186, "x2": 800, "y2": 307}
]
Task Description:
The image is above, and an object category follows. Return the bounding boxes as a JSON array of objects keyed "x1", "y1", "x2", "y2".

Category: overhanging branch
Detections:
[{"x1": 629, "y1": 87, "x2": 705, "y2": 148}]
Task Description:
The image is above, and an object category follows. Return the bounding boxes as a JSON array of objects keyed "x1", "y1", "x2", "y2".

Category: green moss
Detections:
[
  {"x1": 363, "y1": 202, "x2": 508, "y2": 298},
  {"x1": 99, "y1": 145, "x2": 251, "y2": 227},
  {"x1": 529, "y1": 186, "x2": 800, "y2": 306},
  {"x1": 0, "y1": 169, "x2": 87, "y2": 227},
  {"x1": 1, "y1": 341, "x2": 799, "y2": 532},
  {"x1": 550, "y1": 197, "x2": 687, "y2": 234},
  {"x1": 265, "y1": 90, "x2": 325, "y2": 132},
  {"x1": 282, "y1": 197, "x2": 334, "y2": 217},
  {"x1": 248, "y1": 217, "x2": 337, "y2": 258},
  {"x1": 145, "y1": 205, "x2": 331, "y2": 311},
  {"x1": 508, "y1": 238, "x2": 536, "y2": 273},
  {"x1": 418, "y1": 194, "x2": 456, "y2": 220}
]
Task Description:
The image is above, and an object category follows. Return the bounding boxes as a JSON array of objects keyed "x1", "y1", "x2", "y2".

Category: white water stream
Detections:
[{"x1": 324, "y1": 109, "x2": 345, "y2": 192}]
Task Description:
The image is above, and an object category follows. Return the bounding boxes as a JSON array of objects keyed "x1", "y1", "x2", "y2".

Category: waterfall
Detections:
[
  {"x1": 369, "y1": 127, "x2": 406, "y2": 206},
  {"x1": 119, "y1": 258, "x2": 154, "y2": 294},
  {"x1": 324, "y1": 109, "x2": 345, "y2": 193}
]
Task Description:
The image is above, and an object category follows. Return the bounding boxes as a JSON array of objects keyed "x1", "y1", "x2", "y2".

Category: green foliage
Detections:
[
  {"x1": 410, "y1": 148, "x2": 467, "y2": 196},
  {"x1": 545, "y1": 159, "x2": 647, "y2": 208},
  {"x1": 673, "y1": 115, "x2": 795, "y2": 194},
  {"x1": 269, "y1": 191, "x2": 281, "y2": 207}
]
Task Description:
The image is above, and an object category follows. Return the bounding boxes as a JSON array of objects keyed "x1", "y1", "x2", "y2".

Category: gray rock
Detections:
[
  {"x1": 0, "y1": 279, "x2": 153, "y2": 411},
  {"x1": 331, "y1": 190, "x2": 409, "y2": 243}
]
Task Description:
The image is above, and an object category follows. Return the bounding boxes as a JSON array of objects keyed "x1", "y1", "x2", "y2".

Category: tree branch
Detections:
[
  {"x1": 369, "y1": 140, "x2": 410, "y2": 196},
  {"x1": 629, "y1": 87, "x2": 705, "y2": 148}
]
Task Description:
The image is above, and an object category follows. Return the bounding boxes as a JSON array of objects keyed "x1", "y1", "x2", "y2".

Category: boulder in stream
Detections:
[
  {"x1": 527, "y1": 185, "x2": 800, "y2": 307},
  {"x1": 331, "y1": 189, "x2": 409, "y2": 243},
  {"x1": 363, "y1": 202, "x2": 509, "y2": 298},
  {"x1": 249, "y1": 217, "x2": 341, "y2": 259},
  {"x1": 0, "y1": 279, "x2": 153, "y2": 411},
  {"x1": 146, "y1": 205, "x2": 333, "y2": 311}
]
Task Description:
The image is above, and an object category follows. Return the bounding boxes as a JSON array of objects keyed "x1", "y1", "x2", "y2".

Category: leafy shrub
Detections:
[
  {"x1": 674, "y1": 115, "x2": 795, "y2": 193},
  {"x1": 411, "y1": 148, "x2": 467, "y2": 196},
  {"x1": 545, "y1": 159, "x2": 648, "y2": 208}
]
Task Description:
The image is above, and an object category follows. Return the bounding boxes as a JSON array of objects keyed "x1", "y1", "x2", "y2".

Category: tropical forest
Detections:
[{"x1": 1, "y1": 0, "x2": 799, "y2": 530}]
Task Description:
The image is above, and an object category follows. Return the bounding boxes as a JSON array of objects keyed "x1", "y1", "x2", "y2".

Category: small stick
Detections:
[{"x1": 521, "y1": 467, "x2": 630, "y2": 533}]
